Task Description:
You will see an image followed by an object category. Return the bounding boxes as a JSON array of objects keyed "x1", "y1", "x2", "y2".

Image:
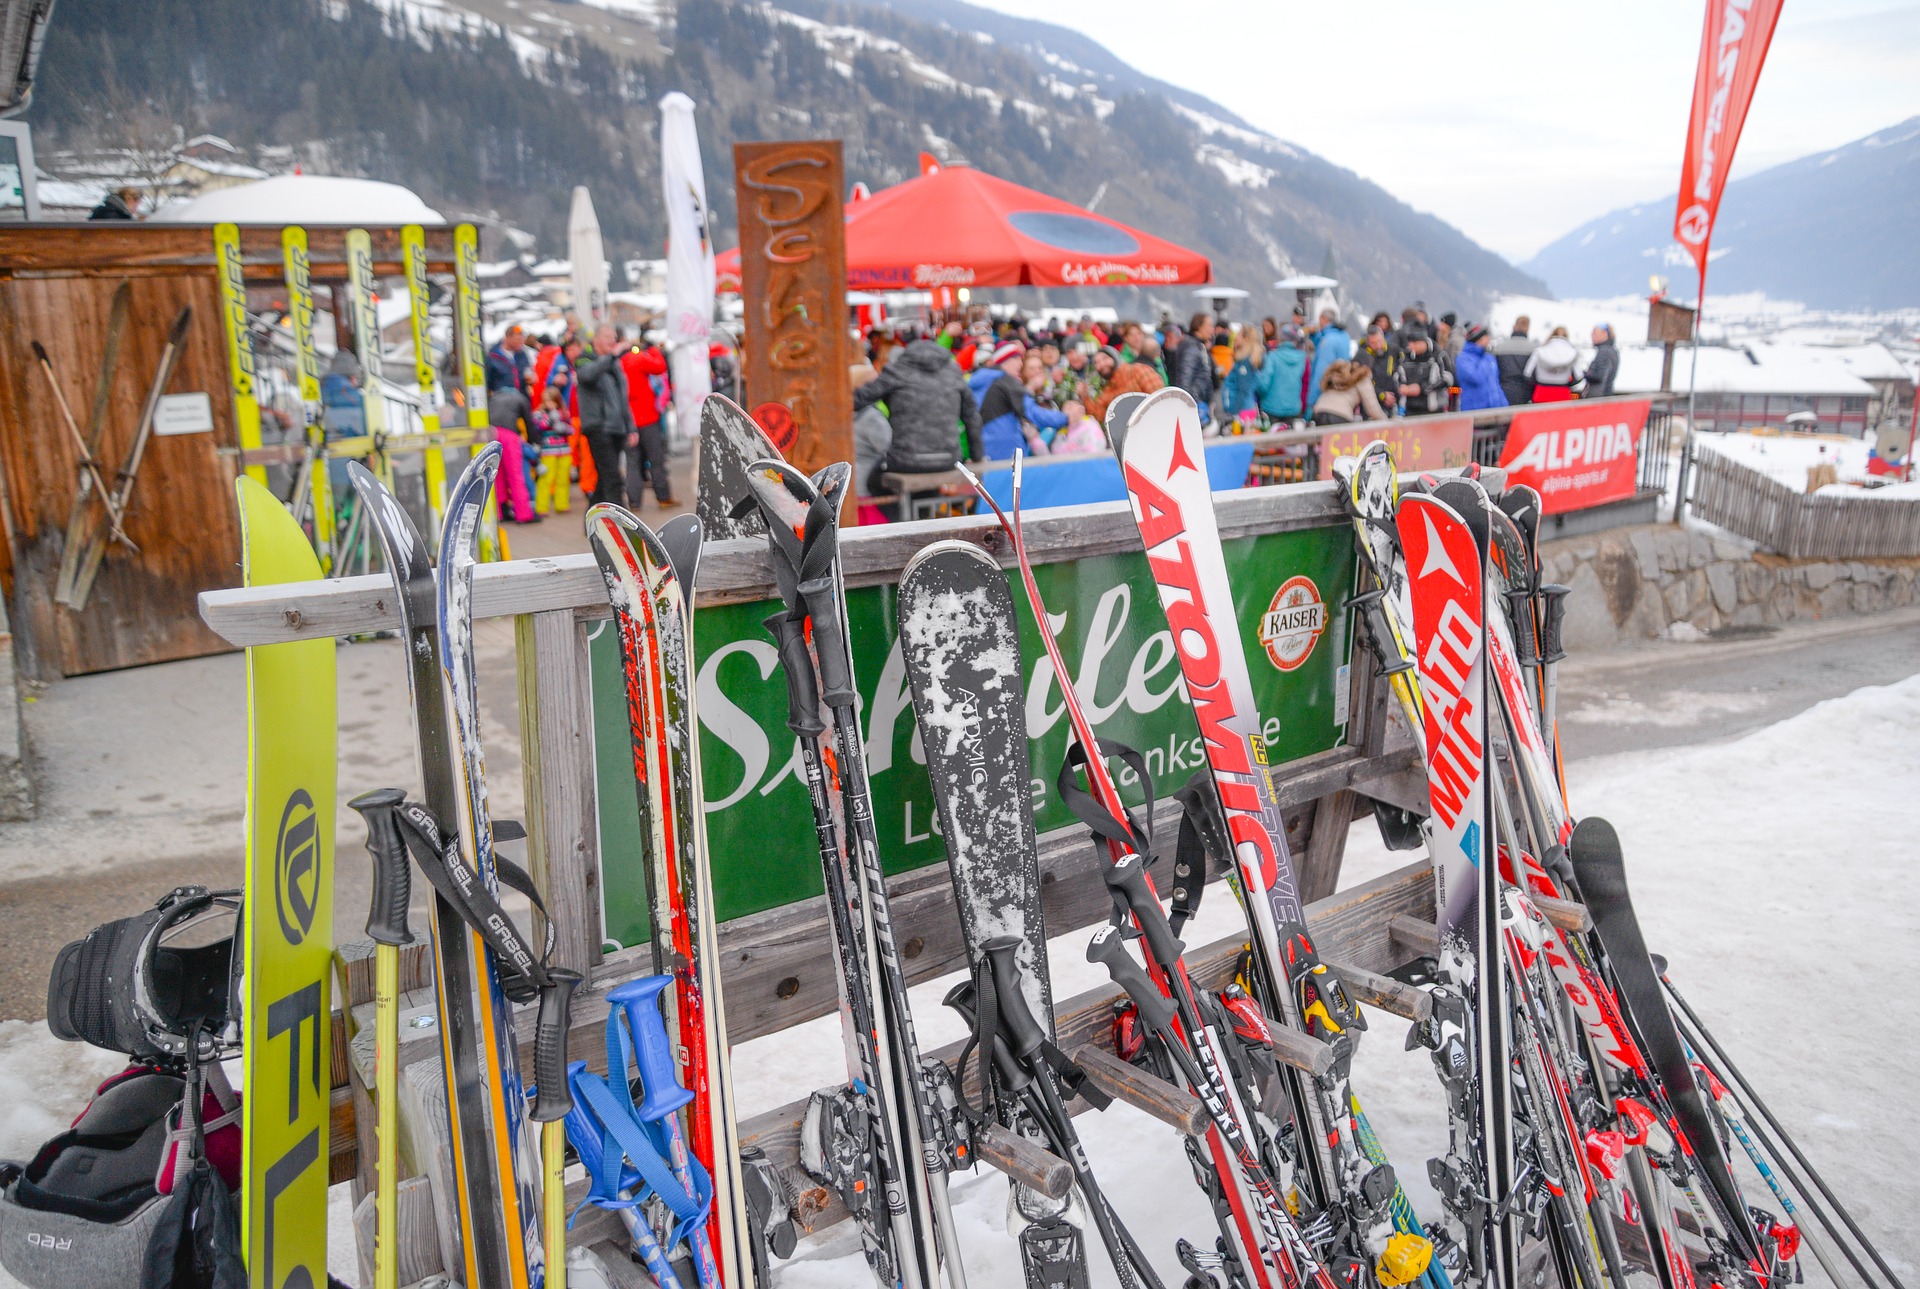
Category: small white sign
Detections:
[
  {"x1": 154, "y1": 392, "x2": 214, "y2": 436},
  {"x1": 1333, "y1": 663, "x2": 1351, "y2": 727}
]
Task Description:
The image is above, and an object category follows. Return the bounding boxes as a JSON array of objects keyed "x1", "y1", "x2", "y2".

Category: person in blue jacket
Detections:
[
  {"x1": 1257, "y1": 323, "x2": 1311, "y2": 422},
  {"x1": 975, "y1": 341, "x2": 1067, "y2": 460},
  {"x1": 1455, "y1": 323, "x2": 1509, "y2": 411},
  {"x1": 1307, "y1": 309, "x2": 1353, "y2": 407}
]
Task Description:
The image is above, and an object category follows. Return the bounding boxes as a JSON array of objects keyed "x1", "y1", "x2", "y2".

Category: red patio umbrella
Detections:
[{"x1": 714, "y1": 164, "x2": 1210, "y2": 293}]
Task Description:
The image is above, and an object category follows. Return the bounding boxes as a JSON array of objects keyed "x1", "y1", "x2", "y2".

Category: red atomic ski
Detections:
[
  {"x1": 963, "y1": 456, "x2": 1329, "y2": 1289},
  {"x1": 1396, "y1": 491, "x2": 1516, "y2": 1289}
]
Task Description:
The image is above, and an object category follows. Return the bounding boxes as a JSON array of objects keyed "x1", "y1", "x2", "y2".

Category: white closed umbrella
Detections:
[
  {"x1": 568, "y1": 185, "x2": 608, "y2": 327},
  {"x1": 660, "y1": 91, "x2": 716, "y2": 448}
]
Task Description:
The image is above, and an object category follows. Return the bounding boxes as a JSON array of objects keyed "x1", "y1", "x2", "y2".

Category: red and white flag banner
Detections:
[{"x1": 1673, "y1": 0, "x2": 1785, "y2": 283}]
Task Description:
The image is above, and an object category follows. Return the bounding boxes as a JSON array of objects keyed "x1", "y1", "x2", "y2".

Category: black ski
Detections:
[
  {"x1": 346, "y1": 460, "x2": 533, "y2": 1287},
  {"x1": 695, "y1": 393, "x2": 781, "y2": 542},
  {"x1": 1569, "y1": 816, "x2": 1769, "y2": 1275},
  {"x1": 898, "y1": 539, "x2": 1095, "y2": 1289}
]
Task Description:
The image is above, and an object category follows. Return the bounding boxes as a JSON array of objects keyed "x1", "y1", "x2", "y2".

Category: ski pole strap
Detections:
[
  {"x1": 1168, "y1": 770, "x2": 1229, "y2": 938},
  {"x1": 393, "y1": 798, "x2": 557, "y2": 1004},
  {"x1": 568, "y1": 1009, "x2": 712, "y2": 1239},
  {"x1": 1055, "y1": 737, "x2": 1157, "y2": 871}
]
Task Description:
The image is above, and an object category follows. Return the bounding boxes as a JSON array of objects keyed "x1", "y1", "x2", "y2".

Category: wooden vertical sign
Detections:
[{"x1": 733, "y1": 140, "x2": 853, "y2": 519}]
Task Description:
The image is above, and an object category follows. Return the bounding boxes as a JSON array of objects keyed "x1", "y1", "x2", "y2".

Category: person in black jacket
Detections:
[
  {"x1": 1393, "y1": 325, "x2": 1453, "y2": 416},
  {"x1": 1584, "y1": 324, "x2": 1620, "y2": 398},
  {"x1": 577, "y1": 323, "x2": 636, "y2": 505},
  {"x1": 88, "y1": 187, "x2": 139, "y2": 220},
  {"x1": 1493, "y1": 316, "x2": 1538, "y2": 406},
  {"x1": 852, "y1": 338, "x2": 981, "y2": 473},
  {"x1": 1168, "y1": 311, "x2": 1218, "y2": 426}
]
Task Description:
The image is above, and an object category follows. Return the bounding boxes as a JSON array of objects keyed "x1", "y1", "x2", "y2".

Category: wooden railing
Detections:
[{"x1": 1685, "y1": 444, "x2": 1920, "y2": 559}]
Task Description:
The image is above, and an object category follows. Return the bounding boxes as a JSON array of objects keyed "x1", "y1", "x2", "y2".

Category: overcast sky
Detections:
[{"x1": 962, "y1": 0, "x2": 1920, "y2": 265}]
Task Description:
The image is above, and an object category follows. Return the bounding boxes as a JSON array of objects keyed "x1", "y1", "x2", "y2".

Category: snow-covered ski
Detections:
[
  {"x1": 587, "y1": 504, "x2": 757, "y2": 1286},
  {"x1": 897, "y1": 539, "x2": 1098, "y2": 1289},
  {"x1": 695, "y1": 393, "x2": 782, "y2": 542}
]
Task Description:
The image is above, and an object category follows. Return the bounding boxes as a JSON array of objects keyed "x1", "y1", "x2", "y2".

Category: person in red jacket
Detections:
[{"x1": 618, "y1": 333, "x2": 677, "y2": 508}]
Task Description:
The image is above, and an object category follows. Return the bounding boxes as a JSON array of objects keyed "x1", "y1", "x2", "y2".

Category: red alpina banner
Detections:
[
  {"x1": 1498, "y1": 399, "x2": 1653, "y2": 514},
  {"x1": 1673, "y1": 0, "x2": 1785, "y2": 282}
]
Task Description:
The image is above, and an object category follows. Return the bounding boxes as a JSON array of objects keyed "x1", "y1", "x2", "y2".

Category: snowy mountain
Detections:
[
  {"x1": 30, "y1": 0, "x2": 1544, "y2": 316},
  {"x1": 1523, "y1": 118, "x2": 1920, "y2": 311}
]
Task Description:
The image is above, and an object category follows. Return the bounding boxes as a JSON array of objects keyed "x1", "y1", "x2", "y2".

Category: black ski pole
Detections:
[
  {"x1": 1661, "y1": 969, "x2": 1901, "y2": 1289},
  {"x1": 349, "y1": 788, "x2": 415, "y2": 1289},
  {"x1": 983, "y1": 937, "x2": 1165, "y2": 1289},
  {"x1": 764, "y1": 605, "x2": 924, "y2": 1289}
]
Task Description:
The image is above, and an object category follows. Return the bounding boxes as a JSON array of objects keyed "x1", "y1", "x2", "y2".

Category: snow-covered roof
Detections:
[
  {"x1": 148, "y1": 174, "x2": 444, "y2": 225},
  {"x1": 183, "y1": 134, "x2": 236, "y2": 155},
  {"x1": 1820, "y1": 343, "x2": 1912, "y2": 383},
  {"x1": 476, "y1": 260, "x2": 522, "y2": 278},
  {"x1": 530, "y1": 258, "x2": 570, "y2": 277},
  {"x1": 1615, "y1": 344, "x2": 1877, "y2": 397},
  {"x1": 168, "y1": 156, "x2": 270, "y2": 181}
]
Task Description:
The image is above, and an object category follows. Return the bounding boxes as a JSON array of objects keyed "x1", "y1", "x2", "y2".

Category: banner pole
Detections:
[{"x1": 1674, "y1": 270, "x2": 1703, "y2": 525}]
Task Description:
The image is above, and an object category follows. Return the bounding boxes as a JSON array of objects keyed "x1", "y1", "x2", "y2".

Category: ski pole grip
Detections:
[
  {"x1": 1103, "y1": 855, "x2": 1184, "y2": 971},
  {"x1": 1086, "y1": 925, "x2": 1176, "y2": 1033},
  {"x1": 1505, "y1": 590, "x2": 1540, "y2": 667},
  {"x1": 608, "y1": 975, "x2": 694, "y2": 1123},
  {"x1": 976, "y1": 1123, "x2": 1072, "y2": 1200},
  {"x1": 798, "y1": 577, "x2": 855, "y2": 708},
  {"x1": 349, "y1": 788, "x2": 414, "y2": 948},
  {"x1": 982, "y1": 937, "x2": 1048, "y2": 1064},
  {"x1": 1540, "y1": 584, "x2": 1571, "y2": 664},
  {"x1": 531, "y1": 968, "x2": 582, "y2": 1123},
  {"x1": 764, "y1": 610, "x2": 827, "y2": 737},
  {"x1": 942, "y1": 981, "x2": 1032, "y2": 1095}
]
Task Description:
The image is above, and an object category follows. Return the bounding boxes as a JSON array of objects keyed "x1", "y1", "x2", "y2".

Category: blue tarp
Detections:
[{"x1": 975, "y1": 439, "x2": 1259, "y2": 511}]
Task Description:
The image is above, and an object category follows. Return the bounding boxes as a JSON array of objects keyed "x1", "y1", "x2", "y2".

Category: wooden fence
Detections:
[
  {"x1": 201, "y1": 471, "x2": 1556, "y2": 1285},
  {"x1": 1686, "y1": 444, "x2": 1920, "y2": 559}
]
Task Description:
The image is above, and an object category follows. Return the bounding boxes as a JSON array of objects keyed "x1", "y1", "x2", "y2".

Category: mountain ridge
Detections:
[
  {"x1": 32, "y1": 0, "x2": 1546, "y2": 316},
  {"x1": 1523, "y1": 118, "x2": 1920, "y2": 310}
]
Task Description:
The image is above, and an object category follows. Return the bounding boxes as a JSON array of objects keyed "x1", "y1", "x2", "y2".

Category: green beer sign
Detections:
[{"x1": 592, "y1": 525, "x2": 1356, "y2": 947}]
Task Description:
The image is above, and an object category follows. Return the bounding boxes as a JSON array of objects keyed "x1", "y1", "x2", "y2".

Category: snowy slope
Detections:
[{"x1": 1524, "y1": 117, "x2": 1920, "y2": 310}]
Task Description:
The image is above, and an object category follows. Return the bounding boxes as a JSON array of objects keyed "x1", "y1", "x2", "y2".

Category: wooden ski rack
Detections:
[{"x1": 201, "y1": 469, "x2": 1581, "y2": 1286}]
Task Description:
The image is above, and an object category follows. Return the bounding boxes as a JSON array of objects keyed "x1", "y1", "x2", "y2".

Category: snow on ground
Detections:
[
  {"x1": 742, "y1": 673, "x2": 1920, "y2": 1284},
  {"x1": 5, "y1": 677, "x2": 1915, "y2": 1285}
]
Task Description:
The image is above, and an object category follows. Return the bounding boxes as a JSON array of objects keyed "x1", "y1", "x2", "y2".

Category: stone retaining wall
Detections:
[{"x1": 1539, "y1": 523, "x2": 1920, "y2": 651}]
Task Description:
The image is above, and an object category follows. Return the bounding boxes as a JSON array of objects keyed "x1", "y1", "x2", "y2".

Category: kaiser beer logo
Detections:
[
  {"x1": 275, "y1": 788, "x2": 320, "y2": 944},
  {"x1": 1259, "y1": 576, "x2": 1325, "y2": 673}
]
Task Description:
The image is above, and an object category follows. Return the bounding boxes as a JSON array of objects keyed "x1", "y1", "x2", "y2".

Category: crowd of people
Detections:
[
  {"x1": 845, "y1": 304, "x2": 1623, "y2": 502},
  {"x1": 479, "y1": 322, "x2": 680, "y2": 524}
]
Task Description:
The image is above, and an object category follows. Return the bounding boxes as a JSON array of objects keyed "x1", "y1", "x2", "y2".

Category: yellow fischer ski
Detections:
[
  {"x1": 344, "y1": 228, "x2": 393, "y2": 491},
  {"x1": 237, "y1": 474, "x2": 335, "y2": 1289},
  {"x1": 454, "y1": 223, "x2": 507, "y2": 561},
  {"x1": 402, "y1": 224, "x2": 453, "y2": 537},
  {"x1": 281, "y1": 227, "x2": 335, "y2": 573},
  {"x1": 215, "y1": 223, "x2": 267, "y2": 486}
]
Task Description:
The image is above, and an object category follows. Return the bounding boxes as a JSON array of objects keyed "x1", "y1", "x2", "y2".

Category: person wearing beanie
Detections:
[
  {"x1": 1438, "y1": 312, "x2": 1465, "y2": 367},
  {"x1": 853, "y1": 337, "x2": 981, "y2": 474},
  {"x1": 1393, "y1": 324, "x2": 1453, "y2": 416},
  {"x1": 976, "y1": 339, "x2": 1067, "y2": 459},
  {"x1": 1455, "y1": 323, "x2": 1507, "y2": 411},
  {"x1": 1256, "y1": 323, "x2": 1311, "y2": 422}
]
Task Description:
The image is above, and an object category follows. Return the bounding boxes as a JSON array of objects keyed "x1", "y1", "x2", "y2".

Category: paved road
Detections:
[
  {"x1": 1556, "y1": 607, "x2": 1920, "y2": 762},
  {"x1": 3, "y1": 596, "x2": 1915, "y2": 1020}
]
